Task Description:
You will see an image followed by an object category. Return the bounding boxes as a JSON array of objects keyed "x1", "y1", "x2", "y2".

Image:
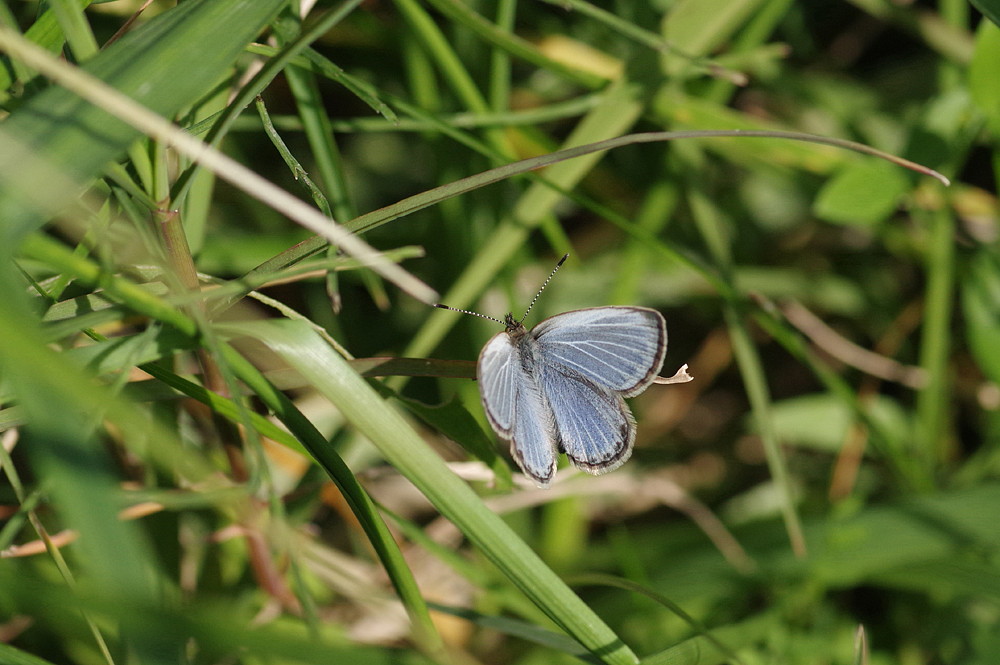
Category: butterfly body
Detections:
[{"x1": 477, "y1": 306, "x2": 667, "y2": 486}]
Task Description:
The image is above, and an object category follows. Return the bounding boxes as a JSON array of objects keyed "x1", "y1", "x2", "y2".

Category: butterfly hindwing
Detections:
[
  {"x1": 532, "y1": 307, "x2": 667, "y2": 397},
  {"x1": 509, "y1": 378, "x2": 558, "y2": 485},
  {"x1": 540, "y1": 364, "x2": 635, "y2": 474}
]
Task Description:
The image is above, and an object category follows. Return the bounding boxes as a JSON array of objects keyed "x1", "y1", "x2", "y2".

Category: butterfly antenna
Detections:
[
  {"x1": 433, "y1": 302, "x2": 505, "y2": 325},
  {"x1": 519, "y1": 253, "x2": 568, "y2": 323}
]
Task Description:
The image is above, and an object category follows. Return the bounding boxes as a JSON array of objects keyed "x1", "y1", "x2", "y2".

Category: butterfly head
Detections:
[{"x1": 503, "y1": 312, "x2": 528, "y2": 339}]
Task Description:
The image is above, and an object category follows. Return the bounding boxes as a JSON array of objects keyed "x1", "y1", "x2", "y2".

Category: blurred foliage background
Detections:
[{"x1": 1, "y1": 0, "x2": 999, "y2": 663}]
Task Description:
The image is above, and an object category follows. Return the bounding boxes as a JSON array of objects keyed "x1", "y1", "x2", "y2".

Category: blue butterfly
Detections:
[{"x1": 438, "y1": 256, "x2": 667, "y2": 486}]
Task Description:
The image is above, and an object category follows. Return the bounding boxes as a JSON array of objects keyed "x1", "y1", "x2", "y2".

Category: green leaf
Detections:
[
  {"x1": 962, "y1": 249, "x2": 1000, "y2": 385},
  {"x1": 970, "y1": 0, "x2": 1000, "y2": 31},
  {"x1": 767, "y1": 393, "x2": 909, "y2": 454},
  {"x1": 811, "y1": 484, "x2": 1000, "y2": 586},
  {"x1": 0, "y1": 643, "x2": 61, "y2": 665},
  {"x1": 813, "y1": 160, "x2": 911, "y2": 226},
  {"x1": 970, "y1": 20, "x2": 1000, "y2": 134},
  {"x1": 875, "y1": 558, "x2": 1000, "y2": 601}
]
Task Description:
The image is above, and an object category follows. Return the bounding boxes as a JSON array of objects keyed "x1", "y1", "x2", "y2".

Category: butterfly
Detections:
[{"x1": 437, "y1": 255, "x2": 667, "y2": 486}]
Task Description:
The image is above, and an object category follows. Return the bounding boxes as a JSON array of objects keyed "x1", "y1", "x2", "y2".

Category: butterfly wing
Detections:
[
  {"x1": 533, "y1": 307, "x2": 667, "y2": 397},
  {"x1": 478, "y1": 306, "x2": 666, "y2": 484},
  {"x1": 477, "y1": 332, "x2": 520, "y2": 435},
  {"x1": 539, "y1": 364, "x2": 635, "y2": 474},
  {"x1": 478, "y1": 332, "x2": 558, "y2": 485},
  {"x1": 508, "y1": 380, "x2": 559, "y2": 485}
]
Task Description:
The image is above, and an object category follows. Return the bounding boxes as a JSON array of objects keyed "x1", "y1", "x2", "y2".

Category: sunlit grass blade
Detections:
[
  {"x1": 236, "y1": 318, "x2": 639, "y2": 665},
  {"x1": 13, "y1": 233, "x2": 444, "y2": 653},
  {"x1": 0, "y1": 22, "x2": 437, "y2": 305},
  {"x1": 0, "y1": 0, "x2": 286, "y2": 238}
]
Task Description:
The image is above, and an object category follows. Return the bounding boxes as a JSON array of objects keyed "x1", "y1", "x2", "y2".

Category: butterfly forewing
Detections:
[
  {"x1": 479, "y1": 332, "x2": 558, "y2": 484},
  {"x1": 532, "y1": 307, "x2": 667, "y2": 396},
  {"x1": 477, "y1": 333, "x2": 521, "y2": 434}
]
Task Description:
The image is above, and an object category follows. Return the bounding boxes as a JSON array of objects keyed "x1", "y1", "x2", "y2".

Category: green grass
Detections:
[{"x1": 1, "y1": 1, "x2": 999, "y2": 664}]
